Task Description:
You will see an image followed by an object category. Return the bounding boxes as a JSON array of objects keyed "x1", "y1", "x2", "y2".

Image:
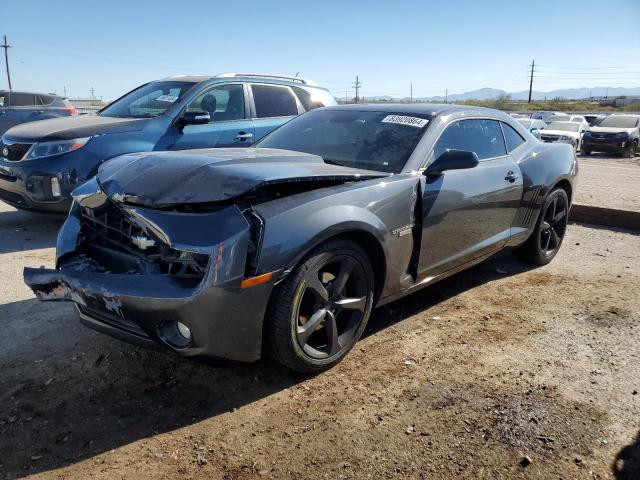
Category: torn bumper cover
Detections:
[{"x1": 23, "y1": 179, "x2": 275, "y2": 361}]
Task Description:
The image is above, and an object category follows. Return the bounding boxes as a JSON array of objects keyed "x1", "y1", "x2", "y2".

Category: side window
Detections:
[
  {"x1": 251, "y1": 84, "x2": 298, "y2": 118},
  {"x1": 186, "y1": 84, "x2": 245, "y2": 122},
  {"x1": 0, "y1": 94, "x2": 6, "y2": 107},
  {"x1": 8, "y1": 93, "x2": 36, "y2": 107},
  {"x1": 501, "y1": 122, "x2": 526, "y2": 152},
  {"x1": 433, "y1": 119, "x2": 507, "y2": 161}
]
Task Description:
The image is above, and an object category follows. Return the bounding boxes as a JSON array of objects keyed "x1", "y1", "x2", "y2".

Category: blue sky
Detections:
[{"x1": 3, "y1": 0, "x2": 639, "y2": 100}]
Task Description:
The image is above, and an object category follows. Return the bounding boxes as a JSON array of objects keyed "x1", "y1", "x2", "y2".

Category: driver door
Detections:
[
  {"x1": 171, "y1": 84, "x2": 255, "y2": 150},
  {"x1": 417, "y1": 119, "x2": 523, "y2": 279}
]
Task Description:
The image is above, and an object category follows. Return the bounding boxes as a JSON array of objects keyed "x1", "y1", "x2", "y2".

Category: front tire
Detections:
[
  {"x1": 622, "y1": 141, "x2": 637, "y2": 158},
  {"x1": 514, "y1": 188, "x2": 569, "y2": 265},
  {"x1": 265, "y1": 239, "x2": 375, "y2": 373}
]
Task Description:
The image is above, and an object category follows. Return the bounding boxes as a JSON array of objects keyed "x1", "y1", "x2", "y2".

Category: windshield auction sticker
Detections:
[
  {"x1": 155, "y1": 94, "x2": 179, "y2": 103},
  {"x1": 381, "y1": 115, "x2": 429, "y2": 128}
]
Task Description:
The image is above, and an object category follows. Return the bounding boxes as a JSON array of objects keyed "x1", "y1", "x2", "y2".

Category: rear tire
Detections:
[
  {"x1": 580, "y1": 149, "x2": 591, "y2": 156},
  {"x1": 514, "y1": 188, "x2": 569, "y2": 265},
  {"x1": 265, "y1": 239, "x2": 374, "y2": 373}
]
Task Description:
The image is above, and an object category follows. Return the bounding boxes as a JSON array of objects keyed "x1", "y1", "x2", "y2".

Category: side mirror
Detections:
[
  {"x1": 425, "y1": 149, "x2": 479, "y2": 177},
  {"x1": 181, "y1": 111, "x2": 211, "y2": 125}
]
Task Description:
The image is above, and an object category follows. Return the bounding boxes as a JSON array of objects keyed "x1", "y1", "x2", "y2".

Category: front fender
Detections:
[{"x1": 254, "y1": 175, "x2": 420, "y2": 300}]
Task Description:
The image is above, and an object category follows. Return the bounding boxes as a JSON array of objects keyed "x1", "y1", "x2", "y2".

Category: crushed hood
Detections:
[
  {"x1": 3, "y1": 115, "x2": 149, "y2": 142},
  {"x1": 97, "y1": 148, "x2": 388, "y2": 208}
]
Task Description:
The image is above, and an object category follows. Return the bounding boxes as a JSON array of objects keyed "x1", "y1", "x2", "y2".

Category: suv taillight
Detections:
[{"x1": 62, "y1": 106, "x2": 78, "y2": 116}]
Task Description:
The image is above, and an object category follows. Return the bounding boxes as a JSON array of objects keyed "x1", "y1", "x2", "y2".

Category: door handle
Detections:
[
  {"x1": 235, "y1": 132, "x2": 253, "y2": 141},
  {"x1": 505, "y1": 171, "x2": 519, "y2": 182}
]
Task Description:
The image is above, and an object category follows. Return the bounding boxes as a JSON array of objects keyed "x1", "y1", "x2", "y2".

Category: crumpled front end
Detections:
[{"x1": 23, "y1": 178, "x2": 274, "y2": 361}]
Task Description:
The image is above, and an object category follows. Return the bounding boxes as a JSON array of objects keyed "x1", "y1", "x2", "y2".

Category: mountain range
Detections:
[{"x1": 363, "y1": 86, "x2": 640, "y2": 102}]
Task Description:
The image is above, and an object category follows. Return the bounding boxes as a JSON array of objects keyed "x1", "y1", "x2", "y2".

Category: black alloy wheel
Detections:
[
  {"x1": 539, "y1": 193, "x2": 568, "y2": 258},
  {"x1": 514, "y1": 188, "x2": 569, "y2": 265},
  {"x1": 266, "y1": 239, "x2": 374, "y2": 372}
]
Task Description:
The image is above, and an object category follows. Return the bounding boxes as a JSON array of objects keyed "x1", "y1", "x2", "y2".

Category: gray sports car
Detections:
[{"x1": 24, "y1": 104, "x2": 578, "y2": 372}]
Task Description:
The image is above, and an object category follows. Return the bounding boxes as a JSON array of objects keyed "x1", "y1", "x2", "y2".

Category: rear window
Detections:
[
  {"x1": 37, "y1": 95, "x2": 56, "y2": 106},
  {"x1": 251, "y1": 84, "x2": 298, "y2": 118}
]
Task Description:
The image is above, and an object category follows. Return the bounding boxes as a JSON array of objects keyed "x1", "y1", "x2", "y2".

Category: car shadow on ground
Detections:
[
  {"x1": 0, "y1": 209, "x2": 63, "y2": 255},
  {"x1": 1, "y1": 252, "x2": 535, "y2": 478},
  {"x1": 613, "y1": 431, "x2": 640, "y2": 480},
  {"x1": 364, "y1": 251, "x2": 537, "y2": 338}
]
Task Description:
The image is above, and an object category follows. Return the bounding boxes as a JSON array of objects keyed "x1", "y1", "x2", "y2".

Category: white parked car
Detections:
[{"x1": 539, "y1": 120, "x2": 589, "y2": 150}]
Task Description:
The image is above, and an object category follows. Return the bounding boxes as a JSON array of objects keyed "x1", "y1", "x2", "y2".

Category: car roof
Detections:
[
  {"x1": 0, "y1": 90, "x2": 62, "y2": 97},
  {"x1": 160, "y1": 73, "x2": 328, "y2": 90},
  {"x1": 322, "y1": 103, "x2": 509, "y2": 118}
]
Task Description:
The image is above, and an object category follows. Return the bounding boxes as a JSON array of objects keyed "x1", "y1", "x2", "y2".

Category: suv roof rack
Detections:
[{"x1": 217, "y1": 73, "x2": 317, "y2": 86}]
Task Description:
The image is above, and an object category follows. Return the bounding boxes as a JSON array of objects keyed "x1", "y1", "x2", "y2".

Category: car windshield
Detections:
[
  {"x1": 547, "y1": 122, "x2": 580, "y2": 132},
  {"x1": 255, "y1": 109, "x2": 430, "y2": 173},
  {"x1": 518, "y1": 119, "x2": 533, "y2": 128},
  {"x1": 100, "y1": 81, "x2": 195, "y2": 118},
  {"x1": 598, "y1": 115, "x2": 639, "y2": 128}
]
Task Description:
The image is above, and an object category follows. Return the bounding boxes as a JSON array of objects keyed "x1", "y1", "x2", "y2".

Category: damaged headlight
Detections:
[{"x1": 25, "y1": 137, "x2": 91, "y2": 161}]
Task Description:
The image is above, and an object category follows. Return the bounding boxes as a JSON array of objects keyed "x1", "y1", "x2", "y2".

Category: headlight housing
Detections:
[
  {"x1": 25, "y1": 137, "x2": 91, "y2": 161},
  {"x1": 614, "y1": 132, "x2": 629, "y2": 139},
  {"x1": 559, "y1": 135, "x2": 571, "y2": 141}
]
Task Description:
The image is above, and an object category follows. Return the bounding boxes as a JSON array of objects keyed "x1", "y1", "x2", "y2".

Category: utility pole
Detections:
[
  {"x1": 353, "y1": 76, "x2": 361, "y2": 104},
  {"x1": 528, "y1": 59, "x2": 535, "y2": 103},
  {"x1": 1, "y1": 35, "x2": 12, "y2": 90},
  {"x1": 90, "y1": 87, "x2": 95, "y2": 99},
  {"x1": 445, "y1": 89, "x2": 448, "y2": 103},
  {"x1": 410, "y1": 82, "x2": 413, "y2": 103},
  {"x1": 63, "y1": 85, "x2": 67, "y2": 97}
]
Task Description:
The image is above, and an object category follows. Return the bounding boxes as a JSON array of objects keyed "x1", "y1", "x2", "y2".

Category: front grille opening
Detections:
[
  {"x1": 243, "y1": 207, "x2": 264, "y2": 276},
  {"x1": 78, "y1": 202, "x2": 209, "y2": 286},
  {"x1": 0, "y1": 141, "x2": 33, "y2": 161}
]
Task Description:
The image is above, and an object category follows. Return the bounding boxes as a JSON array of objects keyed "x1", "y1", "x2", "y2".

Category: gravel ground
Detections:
[
  {"x1": 0, "y1": 200, "x2": 639, "y2": 479},
  {"x1": 575, "y1": 153, "x2": 640, "y2": 212}
]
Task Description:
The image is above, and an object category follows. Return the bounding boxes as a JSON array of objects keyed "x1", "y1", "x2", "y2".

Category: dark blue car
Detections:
[
  {"x1": 0, "y1": 74, "x2": 336, "y2": 213},
  {"x1": 0, "y1": 90, "x2": 77, "y2": 136}
]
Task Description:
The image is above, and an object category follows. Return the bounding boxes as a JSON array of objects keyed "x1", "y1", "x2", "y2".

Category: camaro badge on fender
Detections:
[{"x1": 392, "y1": 224, "x2": 414, "y2": 237}]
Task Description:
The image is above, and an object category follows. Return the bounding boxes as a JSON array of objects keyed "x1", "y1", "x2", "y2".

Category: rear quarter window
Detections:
[
  {"x1": 501, "y1": 122, "x2": 526, "y2": 152},
  {"x1": 292, "y1": 87, "x2": 336, "y2": 111}
]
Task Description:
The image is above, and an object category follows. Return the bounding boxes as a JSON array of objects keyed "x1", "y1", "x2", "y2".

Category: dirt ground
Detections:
[
  {"x1": 0, "y1": 200, "x2": 639, "y2": 479},
  {"x1": 575, "y1": 153, "x2": 640, "y2": 212}
]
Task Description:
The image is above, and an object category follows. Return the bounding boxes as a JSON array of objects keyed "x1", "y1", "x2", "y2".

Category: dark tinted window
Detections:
[
  {"x1": 256, "y1": 109, "x2": 430, "y2": 173},
  {"x1": 434, "y1": 119, "x2": 506, "y2": 161},
  {"x1": 9, "y1": 93, "x2": 36, "y2": 107},
  {"x1": 251, "y1": 84, "x2": 298, "y2": 118},
  {"x1": 501, "y1": 122, "x2": 526, "y2": 152}
]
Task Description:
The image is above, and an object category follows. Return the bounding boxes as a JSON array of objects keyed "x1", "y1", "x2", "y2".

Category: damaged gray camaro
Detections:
[{"x1": 24, "y1": 105, "x2": 578, "y2": 372}]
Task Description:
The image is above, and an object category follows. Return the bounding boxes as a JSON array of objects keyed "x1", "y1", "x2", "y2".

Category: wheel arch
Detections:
[
  {"x1": 279, "y1": 228, "x2": 388, "y2": 304},
  {"x1": 551, "y1": 178, "x2": 573, "y2": 204}
]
